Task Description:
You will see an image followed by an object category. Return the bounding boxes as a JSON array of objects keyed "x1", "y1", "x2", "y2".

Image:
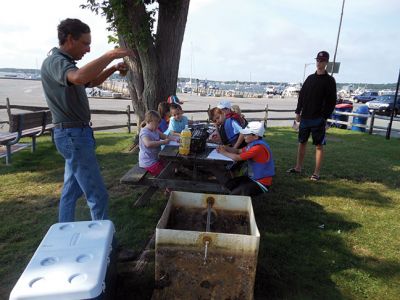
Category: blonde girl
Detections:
[{"x1": 139, "y1": 110, "x2": 170, "y2": 176}]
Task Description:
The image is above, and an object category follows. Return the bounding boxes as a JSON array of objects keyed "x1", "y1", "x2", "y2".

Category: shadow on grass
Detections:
[
  {"x1": 0, "y1": 134, "x2": 137, "y2": 186},
  {"x1": 1, "y1": 129, "x2": 399, "y2": 299},
  {"x1": 293, "y1": 179, "x2": 394, "y2": 207},
  {"x1": 252, "y1": 193, "x2": 400, "y2": 299},
  {"x1": 0, "y1": 183, "x2": 167, "y2": 299}
]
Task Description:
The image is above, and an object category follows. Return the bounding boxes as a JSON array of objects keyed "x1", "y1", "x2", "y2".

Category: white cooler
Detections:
[{"x1": 9, "y1": 220, "x2": 116, "y2": 300}]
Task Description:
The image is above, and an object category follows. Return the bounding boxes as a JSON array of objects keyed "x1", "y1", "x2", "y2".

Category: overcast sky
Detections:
[{"x1": 0, "y1": 0, "x2": 399, "y2": 84}]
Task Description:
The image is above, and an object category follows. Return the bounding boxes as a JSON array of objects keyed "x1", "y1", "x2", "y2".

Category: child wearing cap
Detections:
[
  {"x1": 217, "y1": 121, "x2": 275, "y2": 196},
  {"x1": 167, "y1": 95, "x2": 184, "y2": 105},
  {"x1": 217, "y1": 100, "x2": 247, "y2": 127},
  {"x1": 217, "y1": 100, "x2": 232, "y2": 111},
  {"x1": 209, "y1": 107, "x2": 246, "y2": 149}
]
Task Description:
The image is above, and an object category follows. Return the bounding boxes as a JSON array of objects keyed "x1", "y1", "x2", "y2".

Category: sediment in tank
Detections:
[{"x1": 154, "y1": 192, "x2": 260, "y2": 300}]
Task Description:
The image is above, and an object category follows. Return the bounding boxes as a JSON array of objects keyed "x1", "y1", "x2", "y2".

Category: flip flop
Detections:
[
  {"x1": 286, "y1": 168, "x2": 301, "y2": 174},
  {"x1": 310, "y1": 174, "x2": 320, "y2": 181}
]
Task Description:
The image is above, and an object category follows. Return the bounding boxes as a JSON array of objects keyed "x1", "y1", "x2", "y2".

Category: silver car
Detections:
[{"x1": 367, "y1": 94, "x2": 400, "y2": 116}]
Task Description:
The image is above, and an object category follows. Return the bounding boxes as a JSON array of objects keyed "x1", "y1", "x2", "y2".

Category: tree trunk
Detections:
[
  {"x1": 156, "y1": 0, "x2": 190, "y2": 102},
  {"x1": 115, "y1": 0, "x2": 190, "y2": 126}
]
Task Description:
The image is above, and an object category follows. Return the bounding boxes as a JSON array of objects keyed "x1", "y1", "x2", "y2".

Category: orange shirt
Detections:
[{"x1": 240, "y1": 144, "x2": 272, "y2": 186}]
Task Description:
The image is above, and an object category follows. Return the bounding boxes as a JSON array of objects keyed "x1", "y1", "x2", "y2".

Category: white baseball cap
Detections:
[
  {"x1": 240, "y1": 121, "x2": 265, "y2": 137},
  {"x1": 217, "y1": 100, "x2": 232, "y2": 110}
]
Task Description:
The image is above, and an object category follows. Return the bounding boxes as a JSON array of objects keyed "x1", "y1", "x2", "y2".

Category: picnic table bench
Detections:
[
  {"x1": 120, "y1": 145, "x2": 234, "y2": 206},
  {"x1": 120, "y1": 164, "x2": 159, "y2": 206},
  {"x1": 1, "y1": 98, "x2": 53, "y2": 165}
]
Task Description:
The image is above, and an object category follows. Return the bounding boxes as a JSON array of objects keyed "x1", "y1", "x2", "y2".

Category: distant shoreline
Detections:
[
  {"x1": 0, "y1": 68, "x2": 396, "y2": 88},
  {"x1": 0, "y1": 77, "x2": 41, "y2": 81}
]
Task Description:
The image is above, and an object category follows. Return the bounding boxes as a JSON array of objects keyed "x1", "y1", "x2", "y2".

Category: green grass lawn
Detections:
[{"x1": 0, "y1": 128, "x2": 399, "y2": 299}]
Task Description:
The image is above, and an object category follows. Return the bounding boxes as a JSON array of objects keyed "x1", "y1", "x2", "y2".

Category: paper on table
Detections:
[
  {"x1": 168, "y1": 140, "x2": 179, "y2": 146},
  {"x1": 206, "y1": 142, "x2": 219, "y2": 148},
  {"x1": 207, "y1": 149, "x2": 234, "y2": 161}
]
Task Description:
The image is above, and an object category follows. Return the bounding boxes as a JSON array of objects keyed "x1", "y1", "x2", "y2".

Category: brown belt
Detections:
[{"x1": 54, "y1": 121, "x2": 92, "y2": 129}]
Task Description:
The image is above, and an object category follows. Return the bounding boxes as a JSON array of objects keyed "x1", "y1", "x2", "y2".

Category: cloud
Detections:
[
  {"x1": 1, "y1": 0, "x2": 399, "y2": 83},
  {"x1": 0, "y1": 0, "x2": 111, "y2": 69},
  {"x1": 179, "y1": 0, "x2": 400, "y2": 83}
]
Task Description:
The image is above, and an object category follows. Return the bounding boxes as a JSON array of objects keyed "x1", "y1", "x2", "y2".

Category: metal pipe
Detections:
[
  {"x1": 203, "y1": 197, "x2": 215, "y2": 265},
  {"x1": 331, "y1": 0, "x2": 346, "y2": 76},
  {"x1": 203, "y1": 240, "x2": 209, "y2": 265},
  {"x1": 206, "y1": 201, "x2": 211, "y2": 232}
]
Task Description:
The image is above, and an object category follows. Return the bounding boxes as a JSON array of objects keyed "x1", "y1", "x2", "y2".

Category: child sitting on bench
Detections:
[
  {"x1": 217, "y1": 121, "x2": 275, "y2": 196},
  {"x1": 167, "y1": 103, "x2": 189, "y2": 136},
  {"x1": 209, "y1": 107, "x2": 246, "y2": 149},
  {"x1": 157, "y1": 101, "x2": 170, "y2": 134},
  {"x1": 139, "y1": 110, "x2": 171, "y2": 176}
]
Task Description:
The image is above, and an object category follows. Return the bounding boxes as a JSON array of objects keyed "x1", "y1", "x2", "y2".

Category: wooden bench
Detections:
[
  {"x1": 120, "y1": 164, "x2": 159, "y2": 207},
  {"x1": 1, "y1": 98, "x2": 54, "y2": 165}
]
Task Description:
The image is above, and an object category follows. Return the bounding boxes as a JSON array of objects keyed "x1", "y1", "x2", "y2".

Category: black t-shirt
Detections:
[{"x1": 295, "y1": 71, "x2": 337, "y2": 120}]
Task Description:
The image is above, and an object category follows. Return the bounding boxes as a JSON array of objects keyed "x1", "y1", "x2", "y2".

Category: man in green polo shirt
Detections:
[{"x1": 41, "y1": 18, "x2": 133, "y2": 222}]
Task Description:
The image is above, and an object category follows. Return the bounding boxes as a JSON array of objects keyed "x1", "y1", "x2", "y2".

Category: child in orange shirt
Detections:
[{"x1": 217, "y1": 121, "x2": 274, "y2": 196}]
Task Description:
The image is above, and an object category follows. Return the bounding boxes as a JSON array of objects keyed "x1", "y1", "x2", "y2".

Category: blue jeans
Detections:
[{"x1": 54, "y1": 127, "x2": 108, "y2": 222}]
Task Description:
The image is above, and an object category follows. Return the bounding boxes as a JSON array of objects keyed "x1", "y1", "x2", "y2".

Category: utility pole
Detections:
[
  {"x1": 331, "y1": 0, "x2": 346, "y2": 76},
  {"x1": 386, "y1": 68, "x2": 400, "y2": 140}
]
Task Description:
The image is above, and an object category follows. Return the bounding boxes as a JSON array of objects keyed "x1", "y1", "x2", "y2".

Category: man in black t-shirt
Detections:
[{"x1": 287, "y1": 51, "x2": 337, "y2": 181}]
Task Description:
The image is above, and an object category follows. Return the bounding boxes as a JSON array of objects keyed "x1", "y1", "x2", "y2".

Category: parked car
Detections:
[
  {"x1": 353, "y1": 91, "x2": 378, "y2": 103},
  {"x1": 274, "y1": 85, "x2": 286, "y2": 95},
  {"x1": 265, "y1": 85, "x2": 275, "y2": 95},
  {"x1": 367, "y1": 94, "x2": 400, "y2": 116},
  {"x1": 336, "y1": 97, "x2": 353, "y2": 106}
]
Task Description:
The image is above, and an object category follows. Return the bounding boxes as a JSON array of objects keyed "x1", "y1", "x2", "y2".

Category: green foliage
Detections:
[
  {"x1": 81, "y1": 0, "x2": 157, "y2": 50},
  {"x1": 1, "y1": 129, "x2": 399, "y2": 298},
  {"x1": 107, "y1": 34, "x2": 119, "y2": 45}
]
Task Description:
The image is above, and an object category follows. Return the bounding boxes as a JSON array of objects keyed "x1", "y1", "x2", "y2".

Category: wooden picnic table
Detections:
[
  {"x1": 120, "y1": 144, "x2": 234, "y2": 205},
  {"x1": 158, "y1": 145, "x2": 234, "y2": 190}
]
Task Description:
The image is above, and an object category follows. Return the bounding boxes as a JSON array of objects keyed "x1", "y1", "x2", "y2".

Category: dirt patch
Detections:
[{"x1": 166, "y1": 206, "x2": 250, "y2": 235}]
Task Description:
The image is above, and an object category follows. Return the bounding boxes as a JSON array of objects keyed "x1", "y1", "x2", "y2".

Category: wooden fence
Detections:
[
  {"x1": 0, "y1": 103, "x2": 269, "y2": 133},
  {"x1": 326, "y1": 109, "x2": 400, "y2": 135},
  {"x1": 0, "y1": 104, "x2": 137, "y2": 133},
  {"x1": 1, "y1": 103, "x2": 399, "y2": 137}
]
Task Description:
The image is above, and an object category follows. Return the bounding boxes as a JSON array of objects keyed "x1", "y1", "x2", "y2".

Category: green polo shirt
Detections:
[{"x1": 41, "y1": 47, "x2": 91, "y2": 124}]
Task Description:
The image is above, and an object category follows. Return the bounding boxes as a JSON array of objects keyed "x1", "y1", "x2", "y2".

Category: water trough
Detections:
[{"x1": 153, "y1": 191, "x2": 260, "y2": 299}]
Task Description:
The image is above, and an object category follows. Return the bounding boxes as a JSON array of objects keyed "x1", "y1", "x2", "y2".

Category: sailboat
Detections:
[{"x1": 282, "y1": 83, "x2": 301, "y2": 97}]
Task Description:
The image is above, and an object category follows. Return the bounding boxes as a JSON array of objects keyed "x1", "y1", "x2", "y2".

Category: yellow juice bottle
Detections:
[{"x1": 179, "y1": 125, "x2": 191, "y2": 155}]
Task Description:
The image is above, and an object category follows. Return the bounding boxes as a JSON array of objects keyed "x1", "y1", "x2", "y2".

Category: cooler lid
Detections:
[{"x1": 10, "y1": 220, "x2": 115, "y2": 300}]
